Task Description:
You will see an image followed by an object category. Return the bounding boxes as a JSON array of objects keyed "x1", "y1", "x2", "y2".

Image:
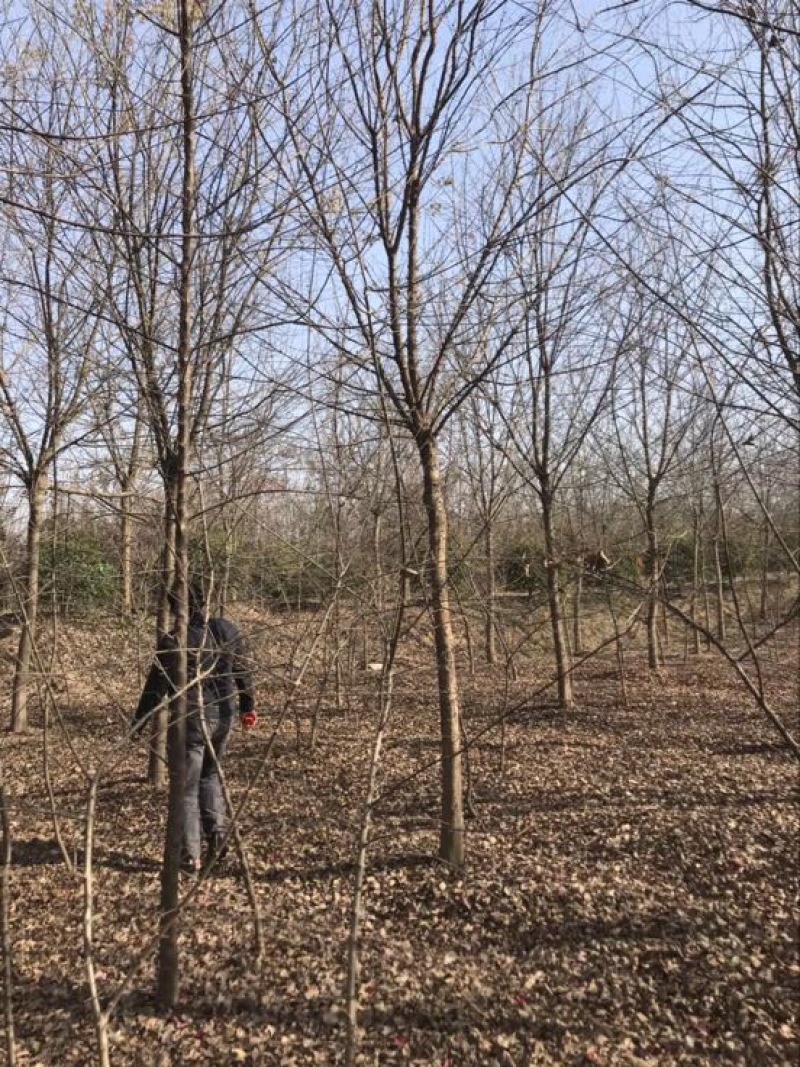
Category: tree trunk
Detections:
[
  {"x1": 689, "y1": 508, "x2": 701, "y2": 656},
  {"x1": 711, "y1": 476, "x2": 727, "y2": 644},
  {"x1": 1, "y1": 762, "x2": 16, "y2": 1066},
  {"x1": 220, "y1": 531, "x2": 233, "y2": 614},
  {"x1": 713, "y1": 530, "x2": 726, "y2": 641},
  {"x1": 373, "y1": 510, "x2": 384, "y2": 612},
  {"x1": 484, "y1": 524, "x2": 496, "y2": 665},
  {"x1": 645, "y1": 504, "x2": 660, "y2": 670},
  {"x1": 11, "y1": 477, "x2": 46, "y2": 733},
  {"x1": 542, "y1": 497, "x2": 573, "y2": 708},
  {"x1": 156, "y1": 0, "x2": 196, "y2": 1008},
  {"x1": 572, "y1": 566, "x2": 584, "y2": 656},
  {"x1": 155, "y1": 628, "x2": 185, "y2": 1011},
  {"x1": 148, "y1": 501, "x2": 176, "y2": 790},
  {"x1": 418, "y1": 433, "x2": 465, "y2": 868},
  {"x1": 758, "y1": 507, "x2": 770, "y2": 624},
  {"x1": 120, "y1": 483, "x2": 134, "y2": 613},
  {"x1": 157, "y1": 502, "x2": 177, "y2": 638}
]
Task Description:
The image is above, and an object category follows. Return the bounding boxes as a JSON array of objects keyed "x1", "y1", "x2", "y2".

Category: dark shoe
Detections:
[
  {"x1": 180, "y1": 854, "x2": 201, "y2": 877},
  {"x1": 203, "y1": 833, "x2": 228, "y2": 871}
]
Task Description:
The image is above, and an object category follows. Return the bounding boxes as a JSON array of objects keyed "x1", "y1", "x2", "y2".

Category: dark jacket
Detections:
[{"x1": 133, "y1": 612, "x2": 254, "y2": 734}]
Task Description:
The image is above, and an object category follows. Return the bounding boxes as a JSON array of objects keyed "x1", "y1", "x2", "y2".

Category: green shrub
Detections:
[{"x1": 41, "y1": 530, "x2": 118, "y2": 614}]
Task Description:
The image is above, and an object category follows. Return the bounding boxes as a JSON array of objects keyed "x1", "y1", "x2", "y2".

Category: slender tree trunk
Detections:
[
  {"x1": 689, "y1": 508, "x2": 701, "y2": 656},
  {"x1": 84, "y1": 775, "x2": 111, "y2": 1067},
  {"x1": 332, "y1": 528, "x2": 345, "y2": 714},
  {"x1": 572, "y1": 566, "x2": 584, "y2": 656},
  {"x1": 542, "y1": 496, "x2": 573, "y2": 708},
  {"x1": 700, "y1": 532, "x2": 712, "y2": 650},
  {"x1": 713, "y1": 531, "x2": 726, "y2": 640},
  {"x1": 713, "y1": 498, "x2": 726, "y2": 643},
  {"x1": 0, "y1": 763, "x2": 16, "y2": 1067},
  {"x1": 156, "y1": 0, "x2": 196, "y2": 1008},
  {"x1": 645, "y1": 502, "x2": 660, "y2": 670},
  {"x1": 221, "y1": 531, "x2": 233, "y2": 614},
  {"x1": 156, "y1": 625, "x2": 185, "y2": 1011},
  {"x1": 120, "y1": 482, "x2": 134, "y2": 612},
  {"x1": 11, "y1": 477, "x2": 46, "y2": 733},
  {"x1": 157, "y1": 502, "x2": 177, "y2": 638},
  {"x1": 148, "y1": 501, "x2": 176, "y2": 790},
  {"x1": 373, "y1": 510, "x2": 383, "y2": 612},
  {"x1": 345, "y1": 662, "x2": 394, "y2": 1066},
  {"x1": 607, "y1": 590, "x2": 629, "y2": 708},
  {"x1": 484, "y1": 524, "x2": 496, "y2": 665},
  {"x1": 758, "y1": 509, "x2": 770, "y2": 624},
  {"x1": 418, "y1": 432, "x2": 464, "y2": 868},
  {"x1": 660, "y1": 593, "x2": 669, "y2": 655}
]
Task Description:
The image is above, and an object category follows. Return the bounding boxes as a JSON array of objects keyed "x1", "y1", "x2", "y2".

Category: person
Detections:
[{"x1": 132, "y1": 583, "x2": 256, "y2": 874}]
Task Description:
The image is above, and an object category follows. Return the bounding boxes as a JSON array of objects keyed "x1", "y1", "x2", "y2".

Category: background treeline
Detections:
[{"x1": 0, "y1": 444, "x2": 796, "y2": 618}]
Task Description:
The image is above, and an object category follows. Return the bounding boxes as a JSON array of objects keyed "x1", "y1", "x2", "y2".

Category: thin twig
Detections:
[
  {"x1": 0, "y1": 762, "x2": 16, "y2": 1067},
  {"x1": 345, "y1": 591, "x2": 406, "y2": 1067},
  {"x1": 84, "y1": 773, "x2": 111, "y2": 1067}
]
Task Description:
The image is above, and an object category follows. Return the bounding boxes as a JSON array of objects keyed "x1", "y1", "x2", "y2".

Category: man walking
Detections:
[{"x1": 133, "y1": 583, "x2": 256, "y2": 874}]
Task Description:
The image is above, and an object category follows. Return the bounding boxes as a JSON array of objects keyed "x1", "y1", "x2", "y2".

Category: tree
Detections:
[
  {"x1": 668, "y1": 0, "x2": 799, "y2": 413},
  {"x1": 11, "y1": 0, "x2": 297, "y2": 1005},
  {"x1": 454, "y1": 392, "x2": 515, "y2": 665},
  {"x1": 484, "y1": 92, "x2": 627, "y2": 706},
  {"x1": 87, "y1": 365, "x2": 148, "y2": 613},
  {"x1": 0, "y1": 21, "x2": 103, "y2": 729},
  {"x1": 264, "y1": 0, "x2": 614, "y2": 865},
  {"x1": 607, "y1": 239, "x2": 705, "y2": 669},
  {"x1": 65, "y1": 0, "x2": 294, "y2": 790}
]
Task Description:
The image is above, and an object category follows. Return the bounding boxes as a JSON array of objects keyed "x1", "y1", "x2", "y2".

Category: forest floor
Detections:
[{"x1": 2, "y1": 605, "x2": 799, "y2": 1066}]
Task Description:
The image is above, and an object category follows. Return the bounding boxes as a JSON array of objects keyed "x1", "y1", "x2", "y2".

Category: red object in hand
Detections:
[{"x1": 240, "y1": 710, "x2": 257, "y2": 730}]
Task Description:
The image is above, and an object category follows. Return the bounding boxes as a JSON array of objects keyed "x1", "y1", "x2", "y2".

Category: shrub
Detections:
[{"x1": 41, "y1": 529, "x2": 118, "y2": 615}]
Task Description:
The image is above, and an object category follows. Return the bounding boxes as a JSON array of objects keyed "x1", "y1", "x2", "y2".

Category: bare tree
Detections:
[
  {"x1": 260, "y1": 0, "x2": 646, "y2": 862},
  {"x1": 666, "y1": 1, "x2": 799, "y2": 412},
  {"x1": 484, "y1": 101, "x2": 627, "y2": 707},
  {"x1": 87, "y1": 365, "x2": 148, "y2": 613},
  {"x1": 607, "y1": 244, "x2": 705, "y2": 669},
  {"x1": 263, "y1": 0, "x2": 519, "y2": 864},
  {"x1": 0, "y1": 99, "x2": 101, "y2": 730},
  {"x1": 56, "y1": 0, "x2": 295, "y2": 794},
  {"x1": 454, "y1": 390, "x2": 515, "y2": 665},
  {"x1": 3, "y1": 0, "x2": 297, "y2": 1004}
]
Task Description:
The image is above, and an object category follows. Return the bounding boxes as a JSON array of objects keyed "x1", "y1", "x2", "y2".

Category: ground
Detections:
[{"x1": 2, "y1": 607, "x2": 798, "y2": 1066}]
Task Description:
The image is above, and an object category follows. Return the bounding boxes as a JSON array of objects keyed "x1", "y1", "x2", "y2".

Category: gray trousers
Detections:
[{"x1": 184, "y1": 713, "x2": 231, "y2": 861}]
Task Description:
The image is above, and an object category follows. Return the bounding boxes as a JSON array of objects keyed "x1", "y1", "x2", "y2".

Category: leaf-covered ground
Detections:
[{"x1": 2, "y1": 609, "x2": 798, "y2": 1066}]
